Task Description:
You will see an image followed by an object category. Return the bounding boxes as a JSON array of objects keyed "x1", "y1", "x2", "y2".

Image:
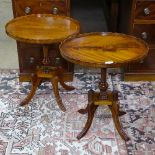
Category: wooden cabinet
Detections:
[
  {"x1": 118, "y1": 0, "x2": 155, "y2": 80},
  {"x1": 12, "y1": 0, "x2": 72, "y2": 82},
  {"x1": 12, "y1": 0, "x2": 70, "y2": 17},
  {"x1": 103, "y1": 0, "x2": 119, "y2": 32}
]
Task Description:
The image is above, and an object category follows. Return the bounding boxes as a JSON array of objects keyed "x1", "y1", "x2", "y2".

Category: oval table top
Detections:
[
  {"x1": 60, "y1": 32, "x2": 149, "y2": 68},
  {"x1": 5, "y1": 14, "x2": 80, "y2": 44}
]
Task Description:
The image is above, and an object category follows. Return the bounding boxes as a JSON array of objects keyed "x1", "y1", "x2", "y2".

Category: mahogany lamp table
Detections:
[
  {"x1": 5, "y1": 14, "x2": 80, "y2": 112},
  {"x1": 59, "y1": 32, "x2": 149, "y2": 140}
]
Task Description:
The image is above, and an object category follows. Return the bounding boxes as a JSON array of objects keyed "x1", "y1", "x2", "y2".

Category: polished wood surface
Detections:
[
  {"x1": 20, "y1": 66, "x2": 74, "y2": 112},
  {"x1": 60, "y1": 32, "x2": 149, "y2": 68},
  {"x1": 76, "y1": 68, "x2": 129, "y2": 141},
  {"x1": 118, "y1": 0, "x2": 155, "y2": 80},
  {"x1": 6, "y1": 14, "x2": 80, "y2": 44},
  {"x1": 5, "y1": 14, "x2": 80, "y2": 111},
  {"x1": 135, "y1": 1, "x2": 155, "y2": 20},
  {"x1": 12, "y1": 0, "x2": 71, "y2": 17},
  {"x1": 11, "y1": 0, "x2": 71, "y2": 81},
  {"x1": 60, "y1": 32, "x2": 148, "y2": 140}
]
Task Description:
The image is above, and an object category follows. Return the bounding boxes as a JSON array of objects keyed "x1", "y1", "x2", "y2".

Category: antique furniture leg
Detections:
[
  {"x1": 108, "y1": 91, "x2": 129, "y2": 141},
  {"x1": 50, "y1": 70, "x2": 74, "y2": 112},
  {"x1": 78, "y1": 104, "x2": 88, "y2": 114},
  {"x1": 20, "y1": 74, "x2": 42, "y2": 106},
  {"x1": 59, "y1": 78, "x2": 75, "y2": 91},
  {"x1": 77, "y1": 68, "x2": 129, "y2": 140},
  {"x1": 99, "y1": 68, "x2": 129, "y2": 141},
  {"x1": 51, "y1": 76, "x2": 66, "y2": 112},
  {"x1": 77, "y1": 90, "x2": 98, "y2": 140},
  {"x1": 20, "y1": 45, "x2": 74, "y2": 111},
  {"x1": 57, "y1": 66, "x2": 75, "y2": 91},
  {"x1": 109, "y1": 101, "x2": 129, "y2": 141},
  {"x1": 111, "y1": 91, "x2": 126, "y2": 116}
]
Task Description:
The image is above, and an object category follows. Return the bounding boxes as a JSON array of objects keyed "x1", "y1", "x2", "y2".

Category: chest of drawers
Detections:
[
  {"x1": 118, "y1": 0, "x2": 155, "y2": 80},
  {"x1": 12, "y1": 0, "x2": 72, "y2": 82}
]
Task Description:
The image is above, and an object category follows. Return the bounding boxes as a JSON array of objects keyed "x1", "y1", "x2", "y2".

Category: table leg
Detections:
[
  {"x1": 77, "y1": 90, "x2": 98, "y2": 140},
  {"x1": 109, "y1": 103, "x2": 129, "y2": 141},
  {"x1": 78, "y1": 105, "x2": 88, "y2": 114},
  {"x1": 108, "y1": 91, "x2": 129, "y2": 141},
  {"x1": 51, "y1": 76, "x2": 66, "y2": 112},
  {"x1": 57, "y1": 66, "x2": 75, "y2": 91},
  {"x1": 111, "y1": 91, "x2": 126, "y2": 116},
  {"x1": 20, "y1": 74, "x2": 42, "y2": 106},
  {"x1": 77, "y1": 68, "x2": 129, "y2": 141},
  {"x1": 59, "y1": 78, "x2": 75, "y2": 91},
  {"x1": 20, "y1": 45, "x2": 73, "y2": 111}
]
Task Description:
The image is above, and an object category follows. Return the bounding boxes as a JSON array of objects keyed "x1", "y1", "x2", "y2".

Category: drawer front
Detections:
[
  {"x1": 132, "y1": 24, "x2": 155, "y2": 45},
  {"x1": 18, "y1": 42, "x2": 43, "y2": 72},
  {"x1": 13, "y1": 0, "x2": 67, "y2": 17},
  {"x1": 18, "y1": 43, "x2": 69, "y2": 73},
  {"x1": 135, "y1": 1, "x2": 155, "y2": 20}
]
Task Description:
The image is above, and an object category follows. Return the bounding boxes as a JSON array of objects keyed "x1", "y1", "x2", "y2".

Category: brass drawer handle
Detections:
[
  {"x1": 52, "y1": 7, "x2": 59, "y2": 15},
  {"x1": 144, "y1": 8, "x2": 150, "y2": 15},
  {"x1": 141, "y1": 32, "x2": 147, "y2": 40},
  {"x1": 25, "y1": 7, "x2": 32, "y2": 14},
  {"x1": 29, "y1": 57, "x2": 35, "y2": 64}
]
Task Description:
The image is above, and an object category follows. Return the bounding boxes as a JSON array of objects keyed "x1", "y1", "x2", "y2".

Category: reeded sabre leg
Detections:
[
  {"x1": 20, "y1": 75, "x2": 42, "y2": 106},
  {"x1": 77, "y1": 90, "x2": 98, "y2": 140},
  {"x1": 51, "y1": 76, "x2": 66, "y2": 112},
  {"x1": 112, "y1": 91, "x2": 126, "y2": 116},
  {"x1": 59, "y1": 78, "x2": 75, "y2": 91},
  {"x1": 109, "y1": 101, "x2": 129, "y2": 141},
  {"x1": 57, "y1": 65, "x2": 75, "y2": 91}
]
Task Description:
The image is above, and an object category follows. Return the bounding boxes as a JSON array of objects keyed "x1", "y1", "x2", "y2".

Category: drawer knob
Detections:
[
  {"x1": 139, "y1": 59, "x2": 144, "y2": 64},
  {"x1": 55, "y1": 57, "x2": 61, "y2": 66},
  {"x1": 144, "y1": 8, "x2": 150, "y2": 15},
  {"x1": 52, "y1": 7, "x2": 59, "y2": 15},
  {"x1": 25, "y1": 7, "x2": 32, "y2": 14},
  {"x1": 141, "y1": 32, "x2": 147, "y2": 40},
  {"x1": 29, "y1": 57, "x2": 35, "y2": 64}
]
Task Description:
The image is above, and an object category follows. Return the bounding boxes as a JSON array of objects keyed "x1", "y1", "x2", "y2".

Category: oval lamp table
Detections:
[
  {"x1": 5, "y1": 14, "x2": 80, "y2": 112},
  {"x1": 59, "y1": 32, "x2": 149, "y2": 140}
]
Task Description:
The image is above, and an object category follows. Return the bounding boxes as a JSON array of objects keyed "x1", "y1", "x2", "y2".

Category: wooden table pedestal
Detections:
[
  {"x1": 77, "y1": 68, "x2": 129, "y2": 140},
  {"x1": 20, "y1": 46, "x2": 74, "y2": 112},
  {"x1": 60, "y1": 32, "x2": 149, "y2": 140},
  {"x1": 5, "y1": 14, "x2": 80, "y2": 111}
]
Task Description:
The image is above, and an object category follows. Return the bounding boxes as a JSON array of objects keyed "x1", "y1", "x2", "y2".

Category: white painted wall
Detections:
[
  {"x1": 0, "y1": 0, "x2": 13, "y2": 40},
  {"x1": 0, "y1": 0, "x2": 18, "y2": 69}
]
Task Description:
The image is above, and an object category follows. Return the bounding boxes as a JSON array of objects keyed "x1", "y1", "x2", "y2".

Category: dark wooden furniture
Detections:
[
  {"x1": 71, "y1": 0, "x2": 108, "y2": 33},
  {"x1": 11, "y1": 0, "x2": 71, "y2": 82},
  {"x1": 118, "y1": 0, "x2": 155, "y2": 80},
  {"x1": 60, "y1": 32, "x2": 148, "y2": 140},
  {"x1": 5, "y1": 14, "x2": 80, "y2": 111},
  {"x1": 103, "y1": 0, "x2": 119, "y2": 32}
]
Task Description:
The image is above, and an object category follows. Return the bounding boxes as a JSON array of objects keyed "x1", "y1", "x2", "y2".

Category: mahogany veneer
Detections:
[
  {"x1": 5, "y1": 14, "x2": 80, "y2": 111},
  {"x1": 11, "y1": 0, "x2": 71, "y2": 82},
  {"x1": 118, "y1": 0, "x2": 155, "y2": 80},
  {"x1": 60, "y1": 32, "x2": 149, "y2": 140}
]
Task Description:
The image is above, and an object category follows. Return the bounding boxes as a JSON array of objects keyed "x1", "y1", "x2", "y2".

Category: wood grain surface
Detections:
[
  {"x1": 60, "y1": 32, "x2": 149, "y2": 68},
  {"x1": 5, "y1": 14, "x2": 80, "y2": 44}
]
